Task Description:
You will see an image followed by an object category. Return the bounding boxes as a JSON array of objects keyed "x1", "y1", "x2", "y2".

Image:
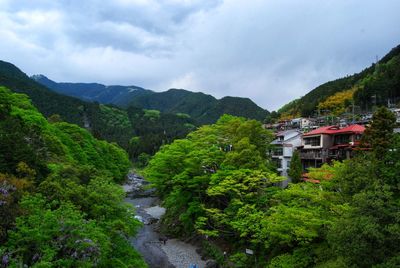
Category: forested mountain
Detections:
[
  {"x1": 0, "y1": 60, "x2": 195, "y2": 158},
  {"x1": 0, "y1": 87, "x2": 147, "y2": 267},
  {"x1": 129, "y1": 88, "x2": 269, "y2": 124},
  {"x1": 197, "y1": 96, "x2": 269, "y2": 124},
  {"x1": 0, "y1": 60, "x2": 90, "y2": 126},
  {"x1": 32, "y1": 74, "x2": 153, "y2": 107},
  {"x1": 276, "y1": 44, "x2": 400, "y2": 119},
  {"x1": 34, "y1": 76, "x2": 269, "y2": 124},
  {"x1": 0, "y1": 61, "x2": 136, "y2": 148}
]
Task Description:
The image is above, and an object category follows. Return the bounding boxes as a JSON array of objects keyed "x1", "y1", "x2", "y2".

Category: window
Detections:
[
  {"x1": 272, "y1": 159, "x2": 282, "y2": 168},
  {"x1": 272, "y1": 147, "x2": 283, "y2": 156},
  {"x1": 304, "y1": 136, "x2": 320, "y2": 146},
  {"x1": 334, "y1": 134, "x2": 350, "y2": 145},
  {"x1": 287, "y1": 160, "x2": 291, "y2": 168}
]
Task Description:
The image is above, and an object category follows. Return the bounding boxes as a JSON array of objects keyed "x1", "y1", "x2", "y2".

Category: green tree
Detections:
[
  {"x1": 324, "y1": 107, "x2": 400, "y2": 267},
  {"x1": 288, "y1": 150, "x2": 302, "y2": 183},
  {"x1": 0, "y1": 87, "x2": 147, "y2": 267},
  {"x1": 361, "y1": 106, "x2": 396, "y2": 158}
]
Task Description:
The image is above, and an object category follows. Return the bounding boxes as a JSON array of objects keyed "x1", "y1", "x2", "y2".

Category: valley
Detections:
[{"x1": 0, "y1": 42, "x2": 399, "y2": 267}]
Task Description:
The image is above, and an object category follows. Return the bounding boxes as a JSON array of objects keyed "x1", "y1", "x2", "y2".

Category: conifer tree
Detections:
[
  {"x1": 288, "y1": 150, "x2": 302, "y2": 183},
  {"x1": 362, "y1": 106, "x2": 396, "y2": 158}
]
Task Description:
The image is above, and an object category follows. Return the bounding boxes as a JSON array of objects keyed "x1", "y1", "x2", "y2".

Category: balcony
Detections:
[
  {"x1": 328, "y1": 150, "x2": 347, "y2": 159},
  {"x1": 300, "y1": 150, "x2": 324, "y2": 159}
]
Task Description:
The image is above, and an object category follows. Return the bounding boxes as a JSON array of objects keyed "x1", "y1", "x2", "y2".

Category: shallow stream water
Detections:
[{"x1": 124, "y1": 173, "x2": 206, "y2": 268}]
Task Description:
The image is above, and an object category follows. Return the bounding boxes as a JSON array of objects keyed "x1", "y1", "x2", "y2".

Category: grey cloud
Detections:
[{"x1": 0, "y1": 0, "x2": 399, "y2": 111}]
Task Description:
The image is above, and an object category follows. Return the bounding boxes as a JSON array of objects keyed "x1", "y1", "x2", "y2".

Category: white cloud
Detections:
[{"x1": 167, "y1": 72, "x2": 200, "y2": 91}]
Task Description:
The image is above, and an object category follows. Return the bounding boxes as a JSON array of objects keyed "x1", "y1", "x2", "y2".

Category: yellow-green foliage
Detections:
[
  {"x1": 317, "y1": 87, "x2": 356, "y2": 116},
  {"x1": 277, "y1": 99, "x2": 301, "y2": 121},
  {"x1": 279, "y1": 111, "x2": 301, "y2": 121},
  {"x1": 99, "y1": 104, "x2": 130, "y2": 128},
  {"x1": 143, "y1": 109, "x2": 160, "y2": 119}
]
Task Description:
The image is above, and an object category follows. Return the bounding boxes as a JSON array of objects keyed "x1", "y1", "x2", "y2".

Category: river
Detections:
[{"x1": 124, "y1": 173, "x2": 207, "y2": 268}]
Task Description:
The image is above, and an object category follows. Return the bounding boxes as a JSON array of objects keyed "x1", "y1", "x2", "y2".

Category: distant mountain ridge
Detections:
[
  {"x1": 31, "y1": 74, "x2": 153, "y2": 106},
  {"x1": 33, "y1": 76, "x2": 269, "y2": 124}
]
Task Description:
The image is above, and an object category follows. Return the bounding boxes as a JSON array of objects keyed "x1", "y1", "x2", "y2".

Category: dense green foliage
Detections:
[
  {"x1": 0, "y1": 60, "x2": 89, "y2": 126},
  {"x1": 86, "y1": 104, "x2": 134, "y2": 149},
  {"x1": 126, "y1": 106, "x2": 197, "y2": 160},
  {"x1": 0, "y1": 60, "x2": 135, "y2": 149},
  {"x1": 325, "y1": 107, "x2": 400, "y2": 267},
  {"x1": 0, "y1": 87, "x2": 146, "y2": 267},
  {"x1": 130, "y1": 89, "x2": 269, "y2": 124},
  {"x1": 274, "y1": 44, "x2": 400, "y2": 118},
  {"x1": 354, "y1": 48, "x2": 400, "y2": 110},
  {"x1": 0, "y1": 61, "x2": 197, "y2": 159},
  {"x1": 146, "y1": 109, "x2": 400, "y2": 267}
]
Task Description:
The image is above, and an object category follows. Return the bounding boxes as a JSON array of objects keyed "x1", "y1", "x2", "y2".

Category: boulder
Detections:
[{"x1": 205, "y1": 259, "x2": 218, "y2": 268}]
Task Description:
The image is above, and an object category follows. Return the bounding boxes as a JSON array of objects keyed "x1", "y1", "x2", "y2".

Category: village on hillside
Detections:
[{"x1": 265, "y1": 108, "x2": 400, "y2": 183}]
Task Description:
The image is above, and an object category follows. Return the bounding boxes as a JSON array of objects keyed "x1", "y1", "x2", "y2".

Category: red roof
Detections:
[
  {"x1": 303, "y1": 126, "x2": 340, "y2": 136},
  {"x1": 304, "y1": 124, "x2": 365, "y2": 137},
  {"x1": 334, "y1": 124, "x2": 365, "y2": 134}
]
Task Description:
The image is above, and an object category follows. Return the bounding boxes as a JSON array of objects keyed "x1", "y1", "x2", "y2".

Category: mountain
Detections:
[
  {"x1": 129, "y1": 88, "x2": 269, "y2": 124},
  {"x1": 0, "y1": 60, "x2": 140, "y2": 148},
  {"x1": 199, "y1": 96, "x2": 269, "y2": 124},
  {"x1": 34, "y1": 77, "x2": 269, "y2": 124},
  {"x1": 0, "y1": 60, "x2": 196, "y2": 157},
  {"x1": 31, "y1": 74, "x2": 153, "y2": 106},
  {"x1": 0, "y1": 60, "x2": 90, "y2": 126},
  {"x1": 276, "y1": 44, "x2": 400, "y2": 119}
]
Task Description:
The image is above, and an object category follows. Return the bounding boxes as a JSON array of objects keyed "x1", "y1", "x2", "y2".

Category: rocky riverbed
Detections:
[{"x1": 124, "y1": 173, "x2": 207, "y2": 268}]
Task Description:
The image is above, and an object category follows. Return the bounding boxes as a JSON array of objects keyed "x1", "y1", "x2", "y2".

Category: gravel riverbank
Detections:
[
  {"x1": 162, "y1": 239, "x2": 207, "y2": 268},
  {"x1": 124, "y1": 173, "x2": 207, "y2": 268}
]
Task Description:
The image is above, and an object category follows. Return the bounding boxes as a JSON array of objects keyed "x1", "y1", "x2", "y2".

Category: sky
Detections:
[{"x1": 0, "y1": 0, "x2": 399, "y2": 111}]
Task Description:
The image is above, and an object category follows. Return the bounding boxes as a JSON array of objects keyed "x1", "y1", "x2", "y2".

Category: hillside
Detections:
[
  {"x1": 0, "y1": 86, "x2": 147, "y2": 266},
  {"x1": 0, "y1": 60, "x2": 90, "y2": 126},
  {"x1": 197, "y1": 96, "x2": 269, "y2": 123},
  {"x1": 0, "y1": 60, "x2": 195, "y2": 155},
  {"x1": 0, "y1": 60, "x2": 138, "y2": 148},
  {"x1": 276, "y1": 44, "x2": 400, "y2": 119},
  {"x1": 32, "y1": 74, "x2": 153, "y2": 106},
  {"x1": 129, "y1": 88, "x2": 269, "y2": 124},
  {"x1": 34, "y1": 77, "x2": 269, "y2": 124}
]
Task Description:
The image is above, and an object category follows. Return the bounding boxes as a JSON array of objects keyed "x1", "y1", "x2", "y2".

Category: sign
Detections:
[{"x1": 245, "y1": 249, "x2": 254, "y2": 255}]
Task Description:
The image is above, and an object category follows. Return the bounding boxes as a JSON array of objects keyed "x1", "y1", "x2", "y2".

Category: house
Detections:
[
  {"x1": 271, "y1": 129, "x2": 302, "y2": 177},
  {"x1": 298, "y1": 124, "x2": 365, "y2": 170},
  {"x1": 299, "y1": 126, "x2": 338, "y2": 169},
  {"x1": 328, "y1": 124, "x2": 365, "y2": 161},
  {"x1": 298, "y1": 117, "x2": 314, "y2": 130}
]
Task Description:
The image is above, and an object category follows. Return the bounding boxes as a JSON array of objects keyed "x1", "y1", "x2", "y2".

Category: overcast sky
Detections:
[{"x1": 0, "y1": 0, "x2": 399, "y2": 110}]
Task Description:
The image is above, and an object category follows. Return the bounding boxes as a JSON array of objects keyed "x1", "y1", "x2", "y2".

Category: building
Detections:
[
  {"x1": 328, "y1": 124, "x2": 365, "y2": 161},
  {"x1": 390, "y1": 108, "x2": 400, "y2": 124},
  {"x1": 299, "y1": 124, "x2": 365, "y2": 170},
  {"x1": 271, "y1": 129, "x2": 302, "y2": 177}
]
